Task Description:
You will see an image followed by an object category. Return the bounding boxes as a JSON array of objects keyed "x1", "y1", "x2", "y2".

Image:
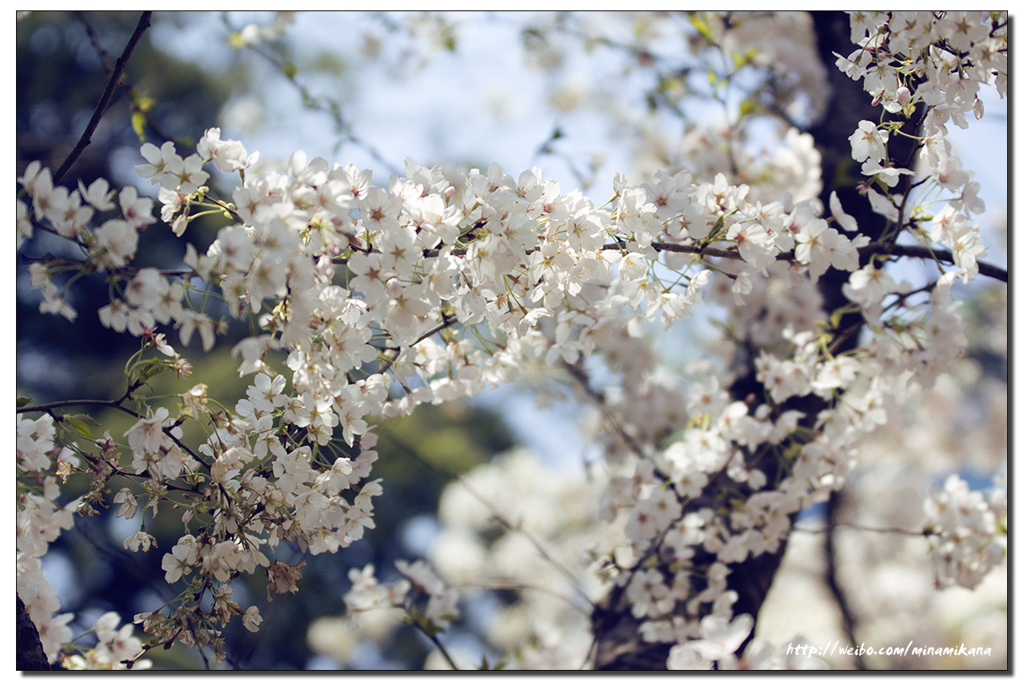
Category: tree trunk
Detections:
[
  {"x1": 590, "y1": 11, "x2": 911, "y2": 670},
  {"x1": 17, "y1": 596, "x2": 53, "y2": 671}
]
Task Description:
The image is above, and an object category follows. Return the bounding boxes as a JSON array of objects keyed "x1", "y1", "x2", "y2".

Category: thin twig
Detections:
[
  {"x1": 75, "y1": 11, "x2": 113, "y2": 71},
  {"x1": 236, "y1": 25, "x2": 401, "y2": 176},
  {"x1": 409, "y1": 616, "x2": 460, "y2": 670},
  {"x1": 377, "y1": 312, "x2": 456, "y2": 377},
  {"x1": 18, "y1": 393, "x2": 210, "y2": 474},
  {"x1": 561, "y1": 360, "x2": 649, "y2": 461},
  {"x1": 450, "y1": 580, "x2": 590, "y2": 615},
  {"x1": 18, "y1": 398, "x2": 142, "y2": 419},
  {"x1": 791, "y1": 522, "x2": 922, "y2": 536},
  {"x1": 53, "y1": 11, "x2": 153, "y2": 185},
  {"x1": 378, "y1": 428, "x2": 595, "y2": 608}
]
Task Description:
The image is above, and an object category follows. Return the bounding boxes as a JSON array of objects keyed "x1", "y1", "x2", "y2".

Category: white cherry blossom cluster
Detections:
[
  {"x1": 344, "y1": 559, "x2": 460, "y2": 635},
  {"x1": 119, "y1": 401, "x2": 385, "y2": 663},
  {"x1": 572, "y1": 328, "x2": 886, "y2": 647},
  {"x1": 63, "y1": 612, "x2": 151, "y2": 670},
  {"x1": 838, "y1": 11, "x2": 1006, "y2": 117},
  {"x1": 17, "y1": 414, "x2": 152, "y2": 669},
  {"x1": 837, "y1": 11, "x2": 1005, "y2": 281},
  {"x1": 667, "y1": 612, "x2": 827, "y2": 670},
  {"x1": 802, "y1": 349, "x2": 1006, "y2": 666},
  {"x1": 17, "y1": 413, "x2": 82, "y2": 665},
  {"x1": 923, "y1": 474, "x2": 1006, "y2": 590}
]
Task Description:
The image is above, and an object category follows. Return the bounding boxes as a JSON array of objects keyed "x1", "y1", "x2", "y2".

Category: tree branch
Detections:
[
  {"x1": 857, "y1": 242, "x2": 1007, "y2": 283},
  {"x1": 823, "y1": 490, "x2": 865, "y2": 670},
  {"x1": 409, "y1": 615, "x2": 460, "y2": 670},
  {"x1": 17, "y1": 397, "x2": 142, "y2": 419},
  {"x1": 412, "y1": 237, "x2": 1007, "y2": 285},
  {"x1": 52, "y1": 11, "x2": 153, "y2": 185},
  {"x1": 75, "y1": 11, "x2": 175, "y2": 146},
  {"x1": 647, "y1": 241, "x2": 1007, "y2": 284},
  {"x1": 18, "y1": 393, "x2": 210, "y2": 476}
]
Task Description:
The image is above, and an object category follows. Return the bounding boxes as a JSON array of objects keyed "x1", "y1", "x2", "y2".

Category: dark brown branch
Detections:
[
  {"x1": 26, "y1": 225, "x2": 1008, "y2": 288},
  {"x1": 52, "y1": 11, "x2": 153, "y2": 185},
  {"x1": 824, "y1": 490, "x2": 866, "y2": 670},
  {"x1": 18, "y1": 394, "x2": 210, "y2": 475},
  {"x1": 409, "y1": 615, "x2": 460, "y2": 670},
  {"x1": 413, "y1": 238, "x2": 1007, "y2": 285},
  {"x1": 75, "y1": 11, "x2": 113, "y2": 70},
  {"x1": 377, "y1": 312, "x2": 457, "y2": 377},
  {"x1": 75, "y1": 11, "x2": 176, "y2": 146},
  {"x1": 648, "y1": 241, "x2": 1007, "y2": 284},
  {"x1": 857, "y1": 242, "x2": 1007, "y2": 283},
  {"x1": 17, "y1": 398, "x2": 142, "y2": 419}
]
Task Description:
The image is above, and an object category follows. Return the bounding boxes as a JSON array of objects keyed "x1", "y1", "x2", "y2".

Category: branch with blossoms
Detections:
[
  {"x1": 16, "y1": 10, "x2": 1006, "y2": 671},
  {"x1": 587, "y1": 11, "x2": 1007, "y2": 669}
]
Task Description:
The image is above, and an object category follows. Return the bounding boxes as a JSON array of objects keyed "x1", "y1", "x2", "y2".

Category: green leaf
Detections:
[
  {"x1": 131, "y1": 112, "x2": 146, "y2": 142},
  {"x1": 66, "y1": 416, "x2": 96, "y2": 439},
  {"x1": 830, "y1": 309, "x2": 844, "y2": 330},
  {"x1": 131, "y1": 357, "x2": 171, "y2": 384},
  {"x1": 132, "y1": 91, "x2": 155, "y2": 113},
  {"x1": 731, "y1": 47, "x2": 758, "y2": 70},
  {"x1": 690, "y1": 15, "x2": 716, "y2": 45},
  {"x1": 739, "y1": 97, "x2": 757, "y2": 118},
  {"x1": 706, "y1": 214, "x2": 726, "y2": 241},
  {"x1": 477, "y1": 655, "x2": 505, "y2": 670}
]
